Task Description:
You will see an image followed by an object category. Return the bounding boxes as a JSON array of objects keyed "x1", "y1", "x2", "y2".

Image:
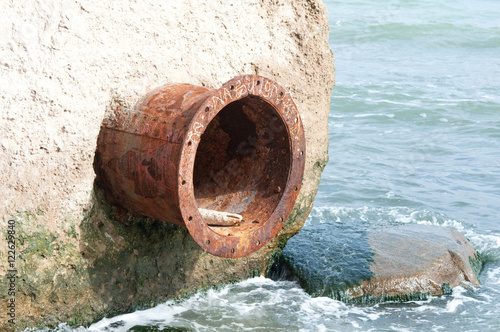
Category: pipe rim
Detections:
[{"x1": 178, "y1": 75, "x2": 306, "y2": 258}]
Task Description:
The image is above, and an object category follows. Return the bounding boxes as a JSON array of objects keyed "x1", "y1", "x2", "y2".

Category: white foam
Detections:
[
  {"x1": 88, "y1": 301, "x2": 186, "y2": 331},
  {"x1": 444, "y1": 286, "x2": 485, "y2": 313},
  {"x1": 444, "y1": 297, "x2": 464, "y2": 313},
  {"x1": 297, "y1": 295, "x2": 385, "y2": 331},
  {"x1": 379, "y1": 99, "x2": 420, "y2": 106},
  {"x1": 300, "y1": 296, "x2": 347, "y2": 316},
  {"x1": 332, "y1": 94, "x2": 359, "y2": 99},
  {"x1": 388, "y1": 327, "x2": 413, "y2": 332},
  {"x1": 353, "y1": 113, "x2": 395, "y2": 118},
  {"x1": 307, "y1": 205, "x2": 450, "y2": 227},
  {"x1": 458, "y1": 231, "x2": 500, "y2": 254},
  {"x1": 481, "y1": 235, "x2": 500, "y2": 248},
  {"x1": 411, "y1": 297, "x2": 439, "y2": 312},
  {"x1": 402, "y1": 286, "x2": 484, "y2": 317},
  {"x1": 487, "y1": 266, "x2": 500, "y2": 285}
]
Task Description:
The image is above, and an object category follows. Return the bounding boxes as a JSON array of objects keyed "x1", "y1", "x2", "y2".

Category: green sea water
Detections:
[{"x1": 40, "y1": 0, "x2": 500, "y2": 331}]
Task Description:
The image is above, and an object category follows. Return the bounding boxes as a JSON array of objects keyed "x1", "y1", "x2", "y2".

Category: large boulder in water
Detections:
[
  {"x1": 272, "y1": 224, "x2": 482, "y2": 303},
  {"x1": 347, "y1": 224, "x2": 482, "y2": 302}
]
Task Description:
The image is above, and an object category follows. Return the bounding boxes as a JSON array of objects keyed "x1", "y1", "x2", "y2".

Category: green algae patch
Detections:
[
  {"x1": 469, "y1": 252, "x2": 484, "y2": 281},
  {"x1": 340, "y1": 289, "x2": 432, "y2": 305},
  {"x1": 273, "y1": 222, "x2": 375, "y2": 300},
  {"x1": 0, "y1": 208, "x2": 97, "y2": 330},
  {"x1": 442, "y1": 283, "x2": 452, "y2": 295}
]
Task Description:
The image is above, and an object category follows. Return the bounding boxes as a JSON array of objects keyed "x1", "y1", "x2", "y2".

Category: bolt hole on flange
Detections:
[{"x1": 93, "y1": 75, "x2": 305, "y2": 258}]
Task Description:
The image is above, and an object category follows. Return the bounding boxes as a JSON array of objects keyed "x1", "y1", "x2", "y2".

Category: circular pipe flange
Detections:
[{"x1": 178, "y1": 75, "x2": 305, "y2": 258}]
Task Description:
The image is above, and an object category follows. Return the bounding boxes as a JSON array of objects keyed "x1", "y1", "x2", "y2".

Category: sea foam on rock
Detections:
[{"x1": 272, "y1": 223, "x2": 482, "y2": 303}]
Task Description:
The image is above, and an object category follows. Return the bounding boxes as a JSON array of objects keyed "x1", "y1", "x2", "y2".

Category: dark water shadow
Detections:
[{"x1": 269, "y1": 222, "x2": 374, "y2": 301}]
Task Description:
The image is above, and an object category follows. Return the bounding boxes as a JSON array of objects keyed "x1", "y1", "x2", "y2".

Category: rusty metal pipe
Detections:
[{"x1": 93, "y1": 75, "x2": 305, "y2": 258}]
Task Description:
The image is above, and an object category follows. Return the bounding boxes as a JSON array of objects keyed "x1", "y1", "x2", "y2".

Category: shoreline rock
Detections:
[{"x1": 272, "y1": 223, "x2": 483, "y2": 304}]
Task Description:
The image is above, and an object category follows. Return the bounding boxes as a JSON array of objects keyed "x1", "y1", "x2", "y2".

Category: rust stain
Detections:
[{"x1": 93, "y1": 75, "x2": 306, "y2": 258}]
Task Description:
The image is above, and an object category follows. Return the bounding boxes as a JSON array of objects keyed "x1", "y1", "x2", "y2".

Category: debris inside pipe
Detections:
[{"x1": 199, "y1": 208, "x2": 243, "y2": 226}]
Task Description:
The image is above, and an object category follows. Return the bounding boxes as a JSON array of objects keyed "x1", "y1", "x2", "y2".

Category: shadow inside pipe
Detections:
[{"x1": 193, "y1": 96, "x2": 291, "y2": 236}]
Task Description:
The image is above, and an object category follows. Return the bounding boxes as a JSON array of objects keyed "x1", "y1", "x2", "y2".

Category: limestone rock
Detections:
[
  {"x1": 273, "y1": 224, "x2": 482, "y2": 303},
  {"x1": 0, "y1": 0, "x2": 334, "y2": 329}
]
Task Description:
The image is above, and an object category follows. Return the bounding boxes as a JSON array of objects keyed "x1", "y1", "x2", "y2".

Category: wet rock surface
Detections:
[{"x1": 273, "y1": 223, "x2": 482, "y2": 303}]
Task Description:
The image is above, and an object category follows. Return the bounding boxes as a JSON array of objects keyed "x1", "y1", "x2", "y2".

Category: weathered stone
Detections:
[
  {"x1": 345, "y1": 224, "x2": 482, "y2": 303},
  {"x1": 0, "y1": 0, "x2": 334, "y2": 329},
  {"x1": 273, "y1": 223, "x2": 482, "y2": 304}
]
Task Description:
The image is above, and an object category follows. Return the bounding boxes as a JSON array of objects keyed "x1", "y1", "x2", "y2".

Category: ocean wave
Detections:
[
  {"x1": 33, "y1": 261, "x2": 500, "y2": 332},
  {"x1": 337, "y1": 19, "x2": 500, "y2": 49},
  {"x1": 353, "y1": 113, "x2": 395, "y2": 118},
  {"x1": 486, "y1": 266, "x2": 500, "y2": 285},
  {"x1": 306, "y1": 206, "x2": 500, "y2": 257},
  {"x1": 70, "y1": 277, "x2": 393, "y2": 332},
  {"x1": 306, "y1": 205, "x2": 449, "y2": 227}
]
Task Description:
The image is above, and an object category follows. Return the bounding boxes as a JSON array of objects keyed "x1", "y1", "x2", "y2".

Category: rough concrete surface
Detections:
[{"x1": 0, "y1": 0, "x2": 334, "y2": 329}]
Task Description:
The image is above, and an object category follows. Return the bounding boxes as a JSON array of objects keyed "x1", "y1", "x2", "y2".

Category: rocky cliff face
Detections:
[{"x1": 0, "y1": 0, "x2": 334, "y2": 329}]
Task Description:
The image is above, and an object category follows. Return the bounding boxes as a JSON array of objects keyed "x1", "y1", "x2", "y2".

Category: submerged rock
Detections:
[
  {"x1": 272, "y1": 223, "x2": 482, "y2": 303},
  {"x1": 348, "y1": 224, "x2": 482, "y2": 303}
]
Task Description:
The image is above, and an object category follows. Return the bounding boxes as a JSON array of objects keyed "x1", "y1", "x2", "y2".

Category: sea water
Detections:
[{"x1": 39, "y1": 0, "x2": 500, "y2": 330}]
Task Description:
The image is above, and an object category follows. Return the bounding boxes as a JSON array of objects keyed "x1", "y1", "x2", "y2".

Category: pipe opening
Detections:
[{"x1": 193, "y1": 95, "x2": 291, "y2": 237}]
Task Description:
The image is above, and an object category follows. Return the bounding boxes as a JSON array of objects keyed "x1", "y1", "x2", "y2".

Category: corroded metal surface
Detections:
[{"x1": 93, "y1": 75, "x2": 306, "y2": 258}]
